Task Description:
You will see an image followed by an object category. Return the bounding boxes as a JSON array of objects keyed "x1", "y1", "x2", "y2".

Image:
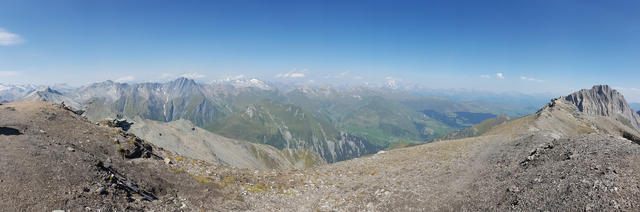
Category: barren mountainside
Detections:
[
  {"x1": 129, "y1": 118, "x2": 325, "y2": 170},
  {"x1": 3, "y1": 85, "x2": 640, "y2": 211},
  {"x1": 0, "y1": 78, "x2": 541, "y2": 164}
]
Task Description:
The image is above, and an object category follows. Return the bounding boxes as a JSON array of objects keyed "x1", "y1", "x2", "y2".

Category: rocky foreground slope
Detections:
[
  {"x1": 2, "y1": 85, "x2": 640, "y2": 211},
  {"x1": 129, "y1": 118, "x2": 325, "y2": 170},
  {"x1": 0, "y1": 102, "x2": 241, "y2": 210}
]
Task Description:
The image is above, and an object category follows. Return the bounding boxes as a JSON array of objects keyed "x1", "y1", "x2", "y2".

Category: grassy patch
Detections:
[
  {"x1": 245, "y1": 183, "x2": 267, "y2": 193},
  {"x1": 116, "y1": 145, "x2": 127, "y2": 157},
  {"x1": 168, "y1": 166, "x2": 184, "y2": 174},
  {"x1": 193, "y1": 175, "x2": 212, "y2": 184},
  {"x1": 217, "y1": 176, "x2": 236, "y2": 188}
]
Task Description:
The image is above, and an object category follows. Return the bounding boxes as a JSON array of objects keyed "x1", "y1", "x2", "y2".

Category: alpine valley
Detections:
[{"x1": 0, "y1": 78, "x2": 543, "y2": 166}]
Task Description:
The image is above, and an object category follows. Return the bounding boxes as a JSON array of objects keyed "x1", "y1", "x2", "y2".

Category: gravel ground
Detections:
[{"x1": 3, "y1": 101, "x2": 640, "y2": 211}]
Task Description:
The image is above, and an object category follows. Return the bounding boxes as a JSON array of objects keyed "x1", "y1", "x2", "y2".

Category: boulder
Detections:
[{"x1": 99, "y1": 118, "x2": 134, "y2": 131}]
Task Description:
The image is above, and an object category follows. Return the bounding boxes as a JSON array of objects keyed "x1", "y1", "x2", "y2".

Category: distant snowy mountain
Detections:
[
  {"x1": 0, "y1": 77, "x2": 548, "y2": 163},
  {"x1": 212, "y1": 77, "x2": 273, "y2": 90},
  {"x1": 0, "y1": 83, "x2": 39, "y2": 102}
]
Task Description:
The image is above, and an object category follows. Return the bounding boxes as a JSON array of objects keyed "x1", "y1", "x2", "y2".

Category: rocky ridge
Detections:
[
  {"x1": 4, "y1": 85, "x2": 640, "y2": 211},
  {"x1": 129, "y1": 118, "x2": 325, "y2": 170},
  {"x1": 564, "y1": 85, "x2": 640, "y2": 132}
]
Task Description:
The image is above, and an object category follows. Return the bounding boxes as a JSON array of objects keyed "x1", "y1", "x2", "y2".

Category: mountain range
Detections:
[
  {"x1": 0, "y1": 78, "x2": 545, "y2": 164},
  {"x1": 3, "y1": 84, "x2": 640, "y2": 210}
]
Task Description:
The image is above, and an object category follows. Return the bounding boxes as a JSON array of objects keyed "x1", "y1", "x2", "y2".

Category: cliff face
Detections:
[{"x1": 564, "y1": 85, "x2": 640, "y2": 132}]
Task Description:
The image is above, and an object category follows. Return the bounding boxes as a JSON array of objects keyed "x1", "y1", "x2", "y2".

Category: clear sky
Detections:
[{"x1": 1, "y1": 0, "x2": 639, "y2": 101}]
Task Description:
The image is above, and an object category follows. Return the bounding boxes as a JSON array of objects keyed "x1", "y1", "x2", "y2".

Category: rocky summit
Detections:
[
  {"x1": 564, "y1": 85, "x2": 640, "y2": 131},
  {"x1": 2, "y1": 85, "x2": 640, "y2": 211}
]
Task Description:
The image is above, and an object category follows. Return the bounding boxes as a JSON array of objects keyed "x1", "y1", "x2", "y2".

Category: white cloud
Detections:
[
  {"x1": 480, "y1": 74, "x2": 491, "y2": 79},
  {"x1": 385, "y1": 76, "x2": 401, "y2": 89},
  {"x1": 520, "y1": 76, "x2": 543, "y2": 82},
  {"x1": 0, "y1": 28, "x2": 24, "y2": 46},
  {"x1": 181, "y1": 73, "x2": 205, "y2": 79},
  {"x1": 0, "y1": 71, "x2": 19, "y2": 77},
  {"x1": 115, "y1": 76, "x2": 135, "y2": 83},
  {"x1": 276, "y1": 68, "x2": 308, "y2": 79},
  {"x1": 323, "y1": 71, "x2": 350, "y2": 79},
  {"x1": 496, "y1": 73, "x2": 504, "y2": 79},
  {"x1": 289, "y1": 73, "x2": 305, "y2": 78},
  {"x1": 213, "y1": 74, "x2": 247, "y2": 83},
  {"x1": 226, "y1": 74, "x2": 245, "y2": 80},
  {"x1": 159, "y1": 73, "x2": 174, "y2": 79}
]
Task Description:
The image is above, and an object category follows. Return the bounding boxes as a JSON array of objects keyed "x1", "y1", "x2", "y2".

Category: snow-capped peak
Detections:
[
  {"x1": 233, "y1": 78, "x2": 272, "y2": 90},
  {"x1": 213, "y1": 77, "x2": 272, "y2": 90}
]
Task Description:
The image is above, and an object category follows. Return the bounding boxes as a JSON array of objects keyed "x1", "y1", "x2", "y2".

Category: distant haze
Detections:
[{"x1": 1, "y1": 0, "x2": 639, "y2": 101}]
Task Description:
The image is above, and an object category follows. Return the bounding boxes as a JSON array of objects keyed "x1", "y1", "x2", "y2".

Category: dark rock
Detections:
[
  {"x1": 100, "y1": 118, "x2": 134, "y2": 131},
  {"x1": 0, "y1": 127, "x2": 21, "y2": 135},
  {"x1": 96, "y1": 187, "x2": 107, "y2": 195}
]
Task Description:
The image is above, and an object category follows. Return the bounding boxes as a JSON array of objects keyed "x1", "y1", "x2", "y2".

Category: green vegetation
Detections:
[
  {"x1": 84, "y1": 80, "x2": 517, "y2": 163},
  {"x1": 336, "y1": 97, "x2": 455, "y2": 146},
  {"x1": 193, "y1": 175, "x2": 213, "y2": 184},
  {"x1": 245, "y1": 183, "x2": 267, "y2": 193},
  {"x1": 116, "y1": 144, "x2": 127, "y2": 157},
  {"x1": 439, "y1": 115, "x2": 510, "y2": 140}
]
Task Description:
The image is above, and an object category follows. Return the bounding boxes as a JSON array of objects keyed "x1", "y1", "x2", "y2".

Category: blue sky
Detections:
[{"x1": 1, "y1": 0, "x2": 640, "y2": 101}]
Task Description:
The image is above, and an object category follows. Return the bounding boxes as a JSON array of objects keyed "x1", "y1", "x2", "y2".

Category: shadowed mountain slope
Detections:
[
  {"x1": 4, "y1": 85, "x2": 640, "y2": 211},
  {"x1": 129, "y1": 118, "x2": 325, "y2": 170}
]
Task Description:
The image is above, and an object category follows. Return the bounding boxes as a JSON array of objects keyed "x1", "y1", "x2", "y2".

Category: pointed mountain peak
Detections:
[
  {"x1": 563, "y1": 85, "x2": 640, "y2": 131},
  {"x1": 169, "y1": 77, "x2": 197, "y2": 87},
  {"x1": 37, "y1": 86, "x2": 63, "y2": 95},
  {"x1": 172, "y1": 77, "x2": 195, "y2": 83},
  {"x1": 565, "y1": 85, "x2": 626, "y2": 115}
]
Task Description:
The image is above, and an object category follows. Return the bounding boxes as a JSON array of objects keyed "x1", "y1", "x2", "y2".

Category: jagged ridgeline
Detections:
[
  {"x1": 72, "y1": 78, "x2": 376, "y2": 163},
  {"x1": 6, "y1": 78, "x2": 538, "y2": 163}
]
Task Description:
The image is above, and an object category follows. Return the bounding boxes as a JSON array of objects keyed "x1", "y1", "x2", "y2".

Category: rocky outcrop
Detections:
[
  {"x1": 98, "y1": 118, "x2": 134, "y2": 131},
  {"x1": 564, "y1": 85, "x2": 640, "y2": 132}
]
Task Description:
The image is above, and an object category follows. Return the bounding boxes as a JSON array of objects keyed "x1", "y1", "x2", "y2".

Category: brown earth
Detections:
[{"x1": 3, "y1": 89, "x2": 640, "y2": 211}]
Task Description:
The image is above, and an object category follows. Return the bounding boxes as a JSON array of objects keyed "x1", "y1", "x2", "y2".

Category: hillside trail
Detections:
[{"x1": 238, "y1": 134, "x2": 509, "y2": 211}]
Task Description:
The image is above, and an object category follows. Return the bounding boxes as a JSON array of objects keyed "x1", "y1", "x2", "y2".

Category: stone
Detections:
[
  {"x1": 100, "y1": 118, "x2": 134, "y2": 131},
  {"x1": 96, "y1": 187, "x2": 107, "y2": 195}
]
